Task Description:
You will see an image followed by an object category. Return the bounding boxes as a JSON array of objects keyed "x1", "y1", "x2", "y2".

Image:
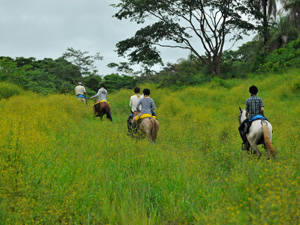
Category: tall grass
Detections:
[{"x1": 1, "y1": 71, "x2": 300, "y2": 224}]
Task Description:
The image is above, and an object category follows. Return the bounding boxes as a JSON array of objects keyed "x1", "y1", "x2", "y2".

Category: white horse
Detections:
[{"x1": 239, "y1": 107, "x2": 275, "y2": 159}]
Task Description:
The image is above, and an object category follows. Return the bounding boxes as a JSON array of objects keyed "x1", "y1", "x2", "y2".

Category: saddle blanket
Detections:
[
  {"x1": 94, "y1": 100, "x2": 109, "y2": 105},
  {"x1": 134, "y1": 114, "x2": 156, "y2": 122},
  {"x1": 249, "y1": 115, "x2": 267, "y2": 122},
  {"x1": 245, "y1": 115, "x2": 268, "y2": 134},
  {"x1": 76, "y1": 94, "x2": 87, "y2": 99}
]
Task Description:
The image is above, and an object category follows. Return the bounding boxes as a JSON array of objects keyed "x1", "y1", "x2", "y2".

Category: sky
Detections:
[{"x1": 0, "y1": 0, "x2": 254, "y2": 76}]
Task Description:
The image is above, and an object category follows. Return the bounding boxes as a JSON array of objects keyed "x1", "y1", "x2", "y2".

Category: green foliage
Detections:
[
  {"x1": 0, "y1": 57, "x2": 30, "y2": 85},
  {"x1": 220, "y1": 41, "x2": 264, "y2": 78},
  {"x1": 83, "y1": 74, "x2": 103, "y2": 93},
  {"x1": 0, "y1": 82, "x2": 22, "y2": 99},
  {"x1": 62, "y1": 47, "x2": 103, "y2": 76},
  {"x1": 258, "y1": 39, "x2": 300, "y2": 73},
  {"x1": 0, "y1": 56, "x2": 82, "y2": 95},
  {"x1": 104, "y1": 73, "x2": 137, "y2": 92},
  {"x1": 157, "y1": 57, "x2": 211, "y2": 87}
]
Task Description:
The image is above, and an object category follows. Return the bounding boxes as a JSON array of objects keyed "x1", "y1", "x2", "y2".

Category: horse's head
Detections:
[
  {"x1": 129, "y1": 110, "x2": 140, "y2": 124},
  {"x1": 132, "y1": 110, "x2": 140, "y2": 117},
  {"x1": 239, "y1": 107, "x2": 247, "y2": 124}
]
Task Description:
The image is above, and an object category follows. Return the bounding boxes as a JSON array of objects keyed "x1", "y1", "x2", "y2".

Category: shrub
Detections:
[
  {"x1": 258, "y1": 39, "x2": 300, "y2": 73},
  {"x1": 0, "y1": 82, "x2": 22, "y2": 99}
]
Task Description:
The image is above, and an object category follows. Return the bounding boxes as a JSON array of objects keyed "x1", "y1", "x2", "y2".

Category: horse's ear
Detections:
[{"x1": 239, "y1": 107, "x2": 242, "y2": 112}]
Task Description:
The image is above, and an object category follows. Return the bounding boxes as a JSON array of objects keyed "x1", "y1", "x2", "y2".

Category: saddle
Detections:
[
  {"x1": 244, "y1": 115, "x2": 268, "y2": 134},
  {"x1": 94, "y1": 100, "x2": 109, "y2": 105},
  {"x1": 94, "y1": 100, "x2": 109, "y2": 110},
  {"x1": 134, "y1": 114, "x2": 156, "y2": 123}
]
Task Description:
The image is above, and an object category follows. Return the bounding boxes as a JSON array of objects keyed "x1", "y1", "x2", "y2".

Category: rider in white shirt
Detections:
[
  {"x1": 75, "y1": 82, "x2": 86, "y2": 97},
  {"x1": 129, "y1": 87, "x2": 143, "y2": 112}
]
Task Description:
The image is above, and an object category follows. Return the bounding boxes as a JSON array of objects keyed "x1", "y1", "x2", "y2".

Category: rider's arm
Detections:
[
  {"x1": 91, "y1": 89, "x2": 101, "y2": 99},
  {"x1": 151, "y1": 99, "x2": 156, "y2": 110},
  {"x1": 261, "y1": 107, "x2": 265, "y2": 116}
]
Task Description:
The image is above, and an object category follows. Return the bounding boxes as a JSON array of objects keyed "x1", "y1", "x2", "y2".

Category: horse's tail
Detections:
[
  {"x1": 151, "y1": 118, "x2": 158, "y2": 141},
  {"x1": 103, "y1": 102, "x2": 112, "y2": 121},
  {"x1": 106, "y1": 107, "x2": 112, "y2": 122},
  {"x1": 262, "y1": 121, "x2": 275, "y2": 158}
]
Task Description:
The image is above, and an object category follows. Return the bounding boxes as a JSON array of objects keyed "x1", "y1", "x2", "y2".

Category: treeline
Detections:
[
  {"x1": 1, "y1": 38, "x2": 300, "y2": 95},
  {"x1": 0, "y1": 56, "x2": 137, "y2": 96}
]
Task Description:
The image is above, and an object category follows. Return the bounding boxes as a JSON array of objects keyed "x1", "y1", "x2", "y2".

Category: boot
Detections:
[
  {"x1": 241, "y1": 142, "x2": 249, "y2": 150},
  {"x1": 240, "y1": 131, "x2": 249, "y2": 150}
]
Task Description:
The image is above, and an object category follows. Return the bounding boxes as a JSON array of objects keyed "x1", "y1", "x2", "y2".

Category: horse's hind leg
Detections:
[
  {"x1": 249, "y1": 143, "x2": 261, "y2": 159},
  {"x1": 105, "y1": 107, "x2": 112, "y2": 122},
  {"x1": 263, "y1": 144, "x2": 271, "y2": 160},
  {"x1": 107, "y1": 114, "x2": 112, "y2": 121}
]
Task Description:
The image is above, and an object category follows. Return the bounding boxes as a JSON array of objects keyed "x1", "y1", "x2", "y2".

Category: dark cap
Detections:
[{"x1": 249, "y1": 85, "x2": 258, "y2": 95}]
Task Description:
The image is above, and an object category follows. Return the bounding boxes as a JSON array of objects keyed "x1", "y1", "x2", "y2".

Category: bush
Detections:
[
  {"x1": 258, "y1": 39, "x2": 300, "y2": 73},
  {"x1": 0, "y1": 82, "x2": 22, "y2": 99}
]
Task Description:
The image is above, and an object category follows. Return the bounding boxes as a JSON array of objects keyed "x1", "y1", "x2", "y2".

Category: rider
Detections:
[
  {"x1": 130, "y1": 86, "x2": 143, "y2": 114},
  {"x1": 75, "y1": 82, "x2": 87, "y2": 99},
  {"x1": 239, "y1": 85, "x2": 265, "y2": 150},
  {"x1": 90, "y1": 83, "x2": 108, "y2": 102},
  {"x1": 135, "y1": 88, "x2": 156, "y2": 120},
  {"x1": 90, "y1": 83, "x2": 108, "y2": 113}
]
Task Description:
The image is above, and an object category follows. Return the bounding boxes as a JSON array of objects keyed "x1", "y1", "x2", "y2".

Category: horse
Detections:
[
  {"x1": 239, "y1": 107, "x2": 275, "y2": 159},
  {"x1": 76, "y1": 95, "x2": 87, "y2": 104},
  {"x1": 93, "y1": 100, "x2": 112, "y2": 121},
  {"x1": 128, "y1": 110, "x2": 159, "y2": 142}
]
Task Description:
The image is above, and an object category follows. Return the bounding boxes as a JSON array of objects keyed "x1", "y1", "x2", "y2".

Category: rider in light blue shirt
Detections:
[
  {"x1": 136, "y1": 88, "x2": 156, "y2": 116},
  {"x1": 90, "y1": 83, "x2": 108, "y2": 102}
]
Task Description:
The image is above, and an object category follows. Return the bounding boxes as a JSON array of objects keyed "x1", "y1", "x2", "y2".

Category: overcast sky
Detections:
[{"x1": 0, "y1": 0, "x2": 254, "y2": 76}]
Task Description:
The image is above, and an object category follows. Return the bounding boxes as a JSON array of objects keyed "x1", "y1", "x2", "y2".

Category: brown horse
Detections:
[
  {"x1": 129, "y1": 111, "x2": 159, "y2": 141},
  {"x1": 93, "y1": 100, "x2": 112, "y2": 121}
]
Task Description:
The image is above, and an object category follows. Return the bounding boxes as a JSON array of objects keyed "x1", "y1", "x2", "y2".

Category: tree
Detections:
[
  {"x1": 112, "y1": 0, "x2": 255, "y2": 76},
  {"x1": 269, "y1": 15, "x2": 299, "y2": 51},
  {"x1": 107, "y1": 62, "x2": 135, "y2": 75},
  {"x1": 83, "y1": 74, "x2": 103, "y2": 93},
  {"x1": 62, "y1": 47, "x2": 103, "y2": 76},
  {"x1": 103, "y1": 74, "x2": 137, "y2": 91},
  {"x1": 0, "y1": 58, "x2": 30, "y2": 85},
  {"x1": 280, "y1": 0, "x2": 300, "y2": 36},
  {"x1": 245, "y1": 0, "x2": 277, "y2": 52}
]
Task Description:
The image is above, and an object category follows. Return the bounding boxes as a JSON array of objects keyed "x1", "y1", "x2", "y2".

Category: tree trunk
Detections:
[
  {"x1": 263, "y1": 0, "x2": 269, "y2": 52},
  {"x1": 208, "y1": 56, "x2": 221, "y2": 76}
]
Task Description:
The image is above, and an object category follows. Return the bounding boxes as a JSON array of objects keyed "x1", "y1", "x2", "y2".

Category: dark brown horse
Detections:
[
  {"x1": 128, "y1": 111, "x2": 159, "y2": 141},
  {"x1": 93, "y1": 100, "x2": 112, "y2": 121}
]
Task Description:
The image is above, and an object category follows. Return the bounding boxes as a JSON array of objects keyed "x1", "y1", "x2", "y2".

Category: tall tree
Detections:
[
  {"x1": 247, "y1": 0, "x2": 277, "y2": 51},
  {"x1": 269, "y1": 15, "x2": 299, "y2": 50},
  {"x1": 112, "y1": 0, "x2": 255, "y2": 76},
  {"x1": 62, "y1": 47, "x2": 103, "y2": 76},
  {"x1": 280, "y1": 0, "x2": 300, "y2": 36}
]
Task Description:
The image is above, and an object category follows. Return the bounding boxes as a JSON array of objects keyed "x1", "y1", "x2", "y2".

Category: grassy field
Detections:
[{"x1": 1, "y1": 70, "x2": 300, "y2": 224}]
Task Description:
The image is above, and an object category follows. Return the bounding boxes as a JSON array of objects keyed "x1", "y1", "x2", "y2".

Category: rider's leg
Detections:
[{"x1": 239, "y1": 119, "x2": 249, "y2": 150}]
